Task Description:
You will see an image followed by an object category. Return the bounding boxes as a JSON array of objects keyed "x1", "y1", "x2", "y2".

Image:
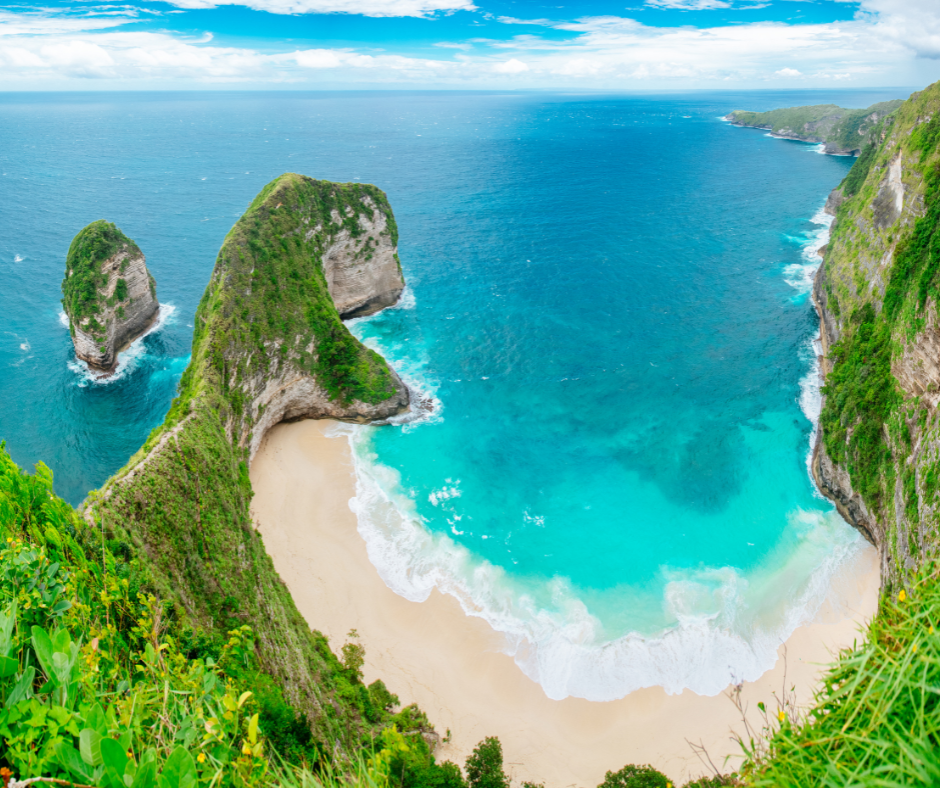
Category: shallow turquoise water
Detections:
[{"x1": 0, "y1": 90, "x2": 899, "y2": 699}]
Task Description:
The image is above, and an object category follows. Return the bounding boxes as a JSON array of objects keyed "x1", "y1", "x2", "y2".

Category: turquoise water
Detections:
[{"x1": 0, "y1": 90, "x2": 897, "y2": 700}]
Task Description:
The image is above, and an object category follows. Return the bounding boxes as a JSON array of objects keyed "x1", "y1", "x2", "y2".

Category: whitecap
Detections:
[
  {"x1": 346, "y1": 312, "x2": 442, "y2": 432},
  {"x1": 393, "y1": 286, "x2": 416, "y2": 310},
  {"x1": 783, "y1": 205, "x2": 833, "y2": 298},
  {"x1": 13, "y1": 254, "x2": 23, "y2": 263}
]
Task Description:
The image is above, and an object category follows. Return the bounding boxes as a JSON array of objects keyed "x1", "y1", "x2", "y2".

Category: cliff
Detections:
[
  {"x1": 82, "y1": 174, "x2": 410, "y2": 749},
  {"x1": 726, "y1": 100, "x2": 903, "y2": 155},
  {"x1": 807, "y1": 83, "x2": 940, "y2": 588},
  {"x1": 61, "y1": 220, "x2": 159, "y2": 373}
]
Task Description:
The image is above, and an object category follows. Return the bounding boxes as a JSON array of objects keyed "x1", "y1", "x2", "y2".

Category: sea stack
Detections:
[{"x1": 61, "y1": 220, "x2": 159, "y2": 373}]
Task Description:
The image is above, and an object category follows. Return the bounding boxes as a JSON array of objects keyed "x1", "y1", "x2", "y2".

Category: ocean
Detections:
[{"x1": 0, "y1": 89, "x2": 901, "y2": 701}]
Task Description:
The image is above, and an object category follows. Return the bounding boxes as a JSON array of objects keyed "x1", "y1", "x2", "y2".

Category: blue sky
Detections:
[{"x1": 0, "y1": 0, "x2": 938, "y2": 88}]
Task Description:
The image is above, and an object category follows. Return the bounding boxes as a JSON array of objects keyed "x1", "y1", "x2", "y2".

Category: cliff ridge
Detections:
[
  {"x1": 727, "y1": 100, "x2": 903, "y2": 155},
  {"x1": 807, "y1": 83, "x2": 940, "y2": 586},
  {"x1": 81, "y1": 173, "x2": 411, "y2": 750}
]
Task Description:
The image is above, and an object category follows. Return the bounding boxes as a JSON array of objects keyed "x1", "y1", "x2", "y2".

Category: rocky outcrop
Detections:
[
  {"x1": 61, "y1": 221, "x2": 159, "y2": 373},
  {"x1": 323, "y1": 196, "x2": 405, "y2": 318},
  {"x1": 824, "y1": 188, "x2": 845, "y2": 217},
  {"x1": 211, "y1": 173, "x2": 410, "y2": 459}
]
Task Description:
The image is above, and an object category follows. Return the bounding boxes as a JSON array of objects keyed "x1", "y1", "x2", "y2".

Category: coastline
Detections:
[{"x1": 250, "y1": 419, "x2": 880, "y2": 787}]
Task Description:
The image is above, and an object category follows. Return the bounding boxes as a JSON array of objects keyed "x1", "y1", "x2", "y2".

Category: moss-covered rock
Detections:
[{"x1": 61, "y1": 220, "x2": 159, "y2": 373}]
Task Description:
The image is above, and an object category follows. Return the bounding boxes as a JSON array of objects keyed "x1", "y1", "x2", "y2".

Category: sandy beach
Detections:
[{"x1": 250, "y1": 419, "x2": 880, "y2": 787}]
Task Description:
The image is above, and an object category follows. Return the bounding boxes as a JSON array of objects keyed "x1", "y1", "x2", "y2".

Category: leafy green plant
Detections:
[
  {"x1": 464, "y1": 737, "x2": 507, "y2": 788},
  {"x1": 741, "y1": 564, "x2": 940, "y2": 786},
  {"x1": 597, "y1": 764, "x2": 671, "y2": 788}
]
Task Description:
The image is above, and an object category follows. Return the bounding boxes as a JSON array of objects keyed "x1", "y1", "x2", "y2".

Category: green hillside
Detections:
[{"x1": 728, "y1": 100, "x2": 903, "y2": 155}]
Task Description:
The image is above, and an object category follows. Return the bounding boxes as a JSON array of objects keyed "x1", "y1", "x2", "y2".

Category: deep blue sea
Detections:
[{"x1": 0, "y1": 89, "x2": 903, "y2": 700}]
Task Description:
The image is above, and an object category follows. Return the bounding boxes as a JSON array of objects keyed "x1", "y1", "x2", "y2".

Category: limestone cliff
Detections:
[
  {"x1": 83, "y1": 174, "x2": 410, "y2": 744},
  {"x1": 61, "y1": 220, "x2": 159, "y2": 373},
  {"x1": 808, "y1": 82, "x2": 940, "y2": 588},
  {"x1": 727, "y1": 100, "x2": 903, "y2": 156}
]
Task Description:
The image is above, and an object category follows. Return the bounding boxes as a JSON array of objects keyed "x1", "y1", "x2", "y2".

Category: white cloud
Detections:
[
  {"x1": 0, "y1": 0, "x2": 939, "y2": 88},
  {"x1": 859, "y1": 0, "x2": 940, "y2": 59},
  {"x1": 552, "y1": 58, "x2": 601, "y2": 76},
  {"x1": 492, "y1": 58, "x2": 528, "y2": 73},
  {"x1": 293, "y1": 48, "x2": 344, "y2": 68},
  {"x1": 164, "y1": 0, "x2": 475, "y2": 17},
  {"x1": 645, "y1": 0, "x2": 731, "y2": 9}
]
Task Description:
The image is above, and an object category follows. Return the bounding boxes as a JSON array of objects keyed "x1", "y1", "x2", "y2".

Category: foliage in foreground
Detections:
[
  {"x1": 740, "y1": 564, "x2": 940, "y2": 787},
  {"x1": 0, "y1": 444, "x2": 466, "y2": 788}
]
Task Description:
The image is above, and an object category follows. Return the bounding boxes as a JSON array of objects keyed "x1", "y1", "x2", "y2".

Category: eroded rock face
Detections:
[
  {"x1": 244, "y1": 361, "x2": 410, "y2": 461},
  {"x1": 323, "y1": 197, "x2": 405, "y2": 318},
  {"x1": 62, "y1": 221, "x2": 159, "y2": 373},
  {"x1": 196, "y1": 173, "x2": 411, "y2": 459}
]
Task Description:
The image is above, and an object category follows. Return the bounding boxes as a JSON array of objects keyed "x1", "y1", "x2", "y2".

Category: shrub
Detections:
[
  {"x1": 465, "y1": 737, "x2": 508, "y2": 788},
  {"x1": 598, "y1": 764, "x2": 670, "y2": 788}
]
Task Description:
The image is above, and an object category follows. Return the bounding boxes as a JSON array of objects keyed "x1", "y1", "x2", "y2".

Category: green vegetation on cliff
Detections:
[
  {"x1": 728, "y1": 100, "x2": 903, "y2": 154},
  {"x1": 62, "y1": 220, "x2": 141, "y2": 336},
  {"x1": 76, "y1": 174, "x2": 409, "y2": 771},
  {"x1": 0, "y1": 443, "x2": 476, "y2": 787},
  {"x1": 742, "y1": 78, "x2": 940, "y2": 788},
  {"x1": 816, "y1": 84, "x2": 940, "y2": 574}
]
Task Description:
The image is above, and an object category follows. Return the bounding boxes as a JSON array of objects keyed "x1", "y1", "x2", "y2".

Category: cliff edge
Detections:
[
  {"x1": 61, "y1": 220, "x2": 159, "y2": 373},
  {"x1": 808, "y1": 83, "x2": 940, "y2": 588},
  {"x1": 727, "y1": 100, "x2": 903, "y2": 155},
  {"x1": 82, "y1": 173, "x2": 410, "y2": 747}
]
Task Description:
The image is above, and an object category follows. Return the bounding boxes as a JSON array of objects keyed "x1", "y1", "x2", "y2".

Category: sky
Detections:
[{"x1": 0, "y1": 0, "x2": 938, "y2": 90}]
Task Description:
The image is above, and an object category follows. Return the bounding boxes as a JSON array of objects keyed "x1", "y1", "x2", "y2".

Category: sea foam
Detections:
[
  {"x1": 790, "y1": 204, "x2": 833, "y2": 484},
  {"x1": 336, "y1": 421, "x2": 864, "y2": 700},
  {"x1": 63, "y1": 304, "x2": 177, "y2": 387}
]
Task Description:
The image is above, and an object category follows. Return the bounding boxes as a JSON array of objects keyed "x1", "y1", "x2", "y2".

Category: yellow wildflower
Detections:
[
  {"x1": 899, "y1": 589, "x2": 907, "y2": 602},
  {"x1": 242, "y1": 743, "x2": 252, "y2": 756},
  {"x1": 913, "y1": 644, "x2": 919, "y2": 653},
  {"x1": 197, "y1": 753, "x2": 206, "y2": 764},
  {"x1": 778, "y1": 711, "x2": 786, "y2": 723},
  {"x1": 930, "y1": 626, "x2": 935, "y2": 635}
]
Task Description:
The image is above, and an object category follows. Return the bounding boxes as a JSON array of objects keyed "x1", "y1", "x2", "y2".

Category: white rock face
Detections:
[
  {"x1": 323, "y1": 196, "x2": 405, "y2": 318},
  {"x1": 68, "y1": 246, "x2": 159, "y2": 373}
]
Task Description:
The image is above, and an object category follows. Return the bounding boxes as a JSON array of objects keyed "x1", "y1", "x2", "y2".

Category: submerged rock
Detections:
[{"x1": 61, "y1": 221, "x2": 159, "y2": 373}]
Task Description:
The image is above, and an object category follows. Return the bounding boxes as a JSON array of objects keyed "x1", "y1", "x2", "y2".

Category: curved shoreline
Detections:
[{"x1": 250, "y1": 419, "x2": 880, "y2": 786}]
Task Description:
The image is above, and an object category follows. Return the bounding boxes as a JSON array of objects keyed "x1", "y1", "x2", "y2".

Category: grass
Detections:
[
  {"x1": 61, "y1": 220, "x2": 141, "y2": 335},
  {"x1": 741, "y1": 564, "x2": 940, "y2": 787}
]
